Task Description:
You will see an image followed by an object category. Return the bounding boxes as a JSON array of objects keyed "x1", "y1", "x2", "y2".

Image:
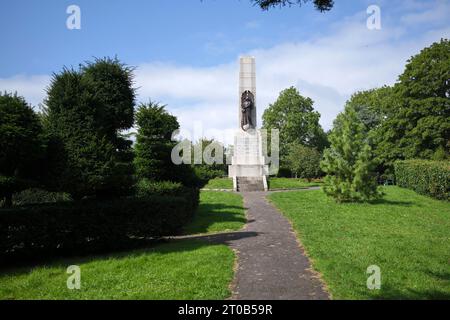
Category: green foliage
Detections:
[
  {"x1": 0, "y1": 194, "x2": 198, "y2": 263},
  {"x1": 191, "y1": 138, "x2": 227, "y2": 175},
  {"x1": 12, "y1": 188, "x2": 70, "y2": 206},
  {"x1": 136, "y1": 179, "x2": 183, "y2": 196},
  {"x1": 135, "y1": 179, "x2": 199, "y2": 210},
  {"x1": 253, "y1": 0, "x2": 334, "y2": 11},
  {"x1": 0, "y1": 93, "x2": 44, "y2": 207},
  {"x1": 321, "y1": 106, "x2": 380, "y2": 202},
  {"x1": 395, "y1": 160, "x2": 449, "y2": 200},
  {"x1": 262, "y1": 87, "x2": 328, "y2": 166},
  {"x1": 372, "y1": 40, "x2": 450, "y2": 172},
  {"x1": 134, "y1": 102, "x2": 179, "y2": 182},
  {"x1": 193, "y1": 166, "x2": 225, "y2": 185},
  {"x1": 285, "y1": 143, "x2": 322, "y2": 180},
  {"x1": 44, "y1": 59, "x2": 135, "y2": 200},
  {"x1": 82, "y1": 57, "x2": 135, "y2": 135},
  {"x1": 337, "y1": 87, "x2": 391, "y2": 135}
]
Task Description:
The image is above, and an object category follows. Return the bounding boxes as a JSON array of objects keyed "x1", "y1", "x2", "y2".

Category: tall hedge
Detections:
[
  {"x1": 394, "y1": 160, "x2": 449, "y2": 200},
  {"x1": 0, "y1": 190, "x2": 199, "y2": 264}
]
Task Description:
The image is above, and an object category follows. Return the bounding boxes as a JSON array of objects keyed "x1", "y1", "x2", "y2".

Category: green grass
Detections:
[
  {"x1": 203, "y1": 178, "x2": 233, "y2": 189},
  {"x1": 269, "y1": 186, "x2": 450, "y2": 300},
  {"x1": 269, "y1": 178, "x2": 323, "y2": 190},
  {"x1": 184, "y1": 191, "x2": 245, "y2": 235},
  {"x1": 0, "y1": 240, "x2": 235, "y2": 300}
]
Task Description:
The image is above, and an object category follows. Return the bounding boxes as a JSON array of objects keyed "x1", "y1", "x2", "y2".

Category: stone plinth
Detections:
[{"x1": 228, "y1": 129, "x2": 269, "y2": 187}]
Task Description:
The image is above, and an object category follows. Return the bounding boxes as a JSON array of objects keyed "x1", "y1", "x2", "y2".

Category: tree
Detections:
[
  {"x1": 82, "y1": 57, "x2": 135, "y2": 139},
  {"x1": 336, "y1": 86, "x2": 395, "y2": 174},
  {"x1": 373, "y1": 39, "x2": 450, "y2": 171},
  {"x1": 134, "y1": 102, "x2": 180, "y2": 182},
  {"x1": 262, "y1": 87, "x2": 328, "y2": 163},
  {"x1": 0, "y1": 93, "x2": 44, "y2": 207},
  {"x1": 321, "y1": 106, "x2": 380, "y2": 202},
  {"x1": 285, "y1": 143, "x2": 322, "y2": 180},
  {"x1": 252, "y1": 0, "x2": 334, "y2": 11},
  {"x1": 44, "y1": 58, "x2": 136, "y2": 200}
]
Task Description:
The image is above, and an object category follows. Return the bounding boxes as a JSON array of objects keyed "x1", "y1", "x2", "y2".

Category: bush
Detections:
[
  {"x1": 136, "y1": 180, "x2": 183, "y2": 196},
  {"x1": 394, "y1": 160, "x2": 449, "y2": 200},
  {"x1": 136, "y1": 179, "x2": 199, "y2": 210},
  {"x1": 286, "y1": 143, "x2": 322, "y2": 180},
  {"x1": 12, "y1": 188, "x2": 71, "y2": 206},
  {"x1": 0, "y1": 194, "x2": 199, "y2": 263}
]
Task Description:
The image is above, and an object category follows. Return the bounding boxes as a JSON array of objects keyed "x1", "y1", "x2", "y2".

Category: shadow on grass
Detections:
[
  {"x1": 373, "y1": 283, "x2": 450, "y2": 300},
  {"x1": 183, "y1": 202, "x2": 247, "y2": 235},
  {"x1": 0, "y1": 231, "x2": 259, "y2": 277},
  {"x1": 367, "y1": 198, "x2": 415, "y2": 207}
]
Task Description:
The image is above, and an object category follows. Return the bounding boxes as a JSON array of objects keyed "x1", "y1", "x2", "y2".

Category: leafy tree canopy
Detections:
[
  {"x1": 285, "y1": 143, "x2": 322, "y2": 180},
  {"x1": 262, "y1": 86, "x2": 328, "y2": 162}
]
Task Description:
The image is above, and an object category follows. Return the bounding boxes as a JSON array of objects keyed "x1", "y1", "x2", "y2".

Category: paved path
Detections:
[
  {"x1": 185, "y1": 191, "x2": 329, "y2": 300},
  {"x1": 230, "y1": 192, "x2": 329, "y2": 300}
]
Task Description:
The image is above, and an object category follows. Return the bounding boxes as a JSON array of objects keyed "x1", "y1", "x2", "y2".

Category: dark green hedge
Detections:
[
  {"x1": 0, "y1": 191, "x2": 199, "y2": 263},
  {"x1": 394, "y1": 160, "x2": 449, "y2": 200},
  {"x1": 136, "y1": 179, "x2": 199, "y2": 209}
]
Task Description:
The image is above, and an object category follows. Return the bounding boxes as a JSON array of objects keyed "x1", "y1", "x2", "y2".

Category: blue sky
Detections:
[{"x1": 1, "y1": 0, "x2": 449, "y2": 142}]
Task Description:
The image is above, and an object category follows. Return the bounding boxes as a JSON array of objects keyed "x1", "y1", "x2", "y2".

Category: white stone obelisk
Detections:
[
  {"x1": 238, "y1": 56, "x2": 257, "y2": 129},
  {"x1": 229, "y1": 56, "x2": 268, "y2": 191}
]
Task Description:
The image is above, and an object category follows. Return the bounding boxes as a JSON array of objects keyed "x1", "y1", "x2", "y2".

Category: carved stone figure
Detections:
[{"x1": 241, "y1": 90, "x2": 254, "y2": 131}]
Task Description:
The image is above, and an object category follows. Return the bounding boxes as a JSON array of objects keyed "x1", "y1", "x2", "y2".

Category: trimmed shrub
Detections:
[
  {"x1": 395, "y1": 160, "x2": 449, "y2": 200},
  {"x1": 136, "y1": 179, "x2": 199, "y2": 210},
  {"x1": 12, "y1": 188, "x2": 71, "y2": 206},
  {"x1": 0, "y1": 194, "x2": 198, "y2": 263}
]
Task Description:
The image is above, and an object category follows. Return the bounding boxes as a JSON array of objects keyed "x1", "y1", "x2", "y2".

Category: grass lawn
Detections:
[
  {"x1": 269, "y1": 178, "x2": 322, "y2": 190},
  {"x1": 203, "y1": 178, "x2": 233, "y2": 190},
  {"x1": 184, "y1": 191, "x2": 245, "y2": 235},
  {"x1": 0, "y1": 240, "x2": 235, "y2": 300},
  {"x1": 269, "y1": 186, "x2": 450, "y2": 299}
]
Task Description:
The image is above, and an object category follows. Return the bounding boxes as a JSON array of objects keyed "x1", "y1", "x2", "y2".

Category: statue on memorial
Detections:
[{"x1": 241, "y1": 90, "x2": 254, "y2": 131}]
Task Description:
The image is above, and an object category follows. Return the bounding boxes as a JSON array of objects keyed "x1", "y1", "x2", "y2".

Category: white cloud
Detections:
[
  {"x1": 0, "y1": 75, "x2": 50, "y2": 107},
  {"x1": 1, "y1": 1, "x2": 449, "y2": 144}
]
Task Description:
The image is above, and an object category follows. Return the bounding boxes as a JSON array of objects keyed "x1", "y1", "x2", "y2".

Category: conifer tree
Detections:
[{"x1": 321, "y1": 106, "x2": 380, "y2": 202}]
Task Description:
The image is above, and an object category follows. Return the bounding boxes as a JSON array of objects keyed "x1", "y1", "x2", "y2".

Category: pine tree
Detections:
[{"x1": 321, "y1": 106, "x2": 380, "y2": 202}]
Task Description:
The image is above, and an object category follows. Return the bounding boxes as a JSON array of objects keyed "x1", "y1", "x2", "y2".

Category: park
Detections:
[{"x1": 0, "y1": 0, "x2": 449, "y2": 302}]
